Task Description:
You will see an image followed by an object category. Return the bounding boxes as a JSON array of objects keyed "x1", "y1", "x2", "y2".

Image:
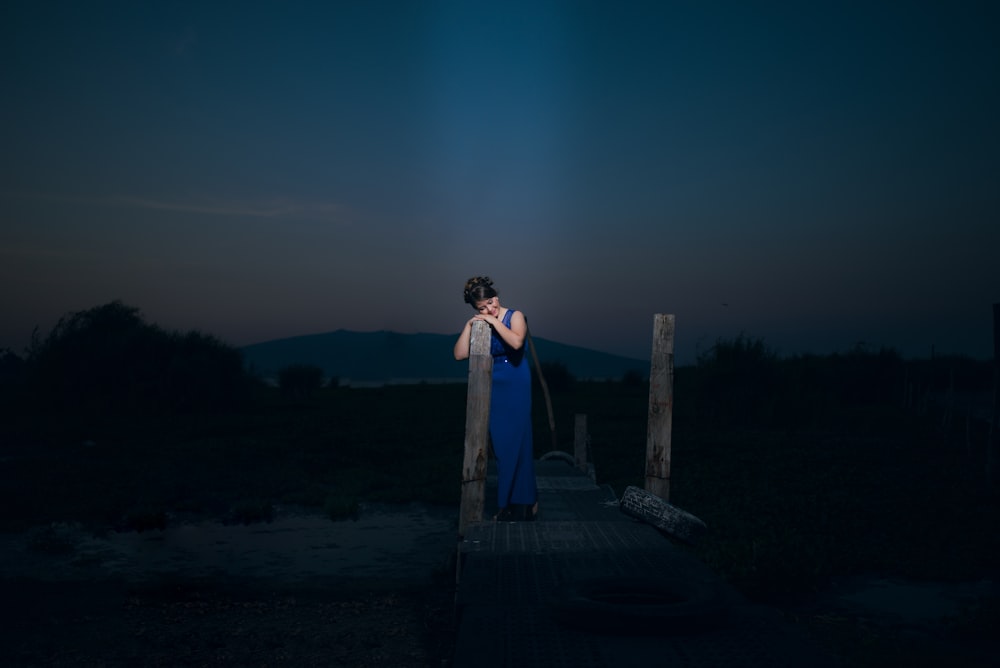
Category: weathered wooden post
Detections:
[
  {"x1": 645, "y1": 314, "x2": 675, "y2": 500},
  {"x1": 574, "y1": 413, "x2": 588, "y2": 472},
  {"x1": 459, "y1": 320, "x2": 493, "y2": 536}
]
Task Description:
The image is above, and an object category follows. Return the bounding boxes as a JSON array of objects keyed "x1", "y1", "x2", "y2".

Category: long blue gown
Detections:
[{"x1": 489, "y1": 309, "x2": 537, "y2": 510}]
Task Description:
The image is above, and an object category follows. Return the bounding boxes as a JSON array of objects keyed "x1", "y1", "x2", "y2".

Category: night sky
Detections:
[{"x1": 3, "y1": 1, "x2": 997, "y2": 365}]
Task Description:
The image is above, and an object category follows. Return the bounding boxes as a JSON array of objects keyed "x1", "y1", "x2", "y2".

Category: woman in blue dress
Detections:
[{"x1": 453, "y1": 276, "x2": 538, "y2": 521}]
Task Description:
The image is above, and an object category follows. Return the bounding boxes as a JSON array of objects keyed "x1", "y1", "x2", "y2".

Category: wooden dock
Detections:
[{"x1": 453, "y1": 458, "x2": 842, "y2": 668}]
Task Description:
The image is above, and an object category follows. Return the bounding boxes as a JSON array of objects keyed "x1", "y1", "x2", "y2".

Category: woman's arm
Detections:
[
  {"x1": 454, "y1": 309, "x2": 527, "y2": 359},
  {"x1": 489, "y1": 310, "x2": 526, "y2": 350},
  {"x1": 453, "y1": 318, "x2": 474, "y2": 360}
]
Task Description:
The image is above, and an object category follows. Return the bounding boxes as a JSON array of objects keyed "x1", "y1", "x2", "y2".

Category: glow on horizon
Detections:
[{"x1": 1, "y1": 2, "x2": 997, "y2": 365}]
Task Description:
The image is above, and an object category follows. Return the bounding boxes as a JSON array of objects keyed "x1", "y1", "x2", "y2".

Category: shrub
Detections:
[
  {"x1": 692, "y1": 334, "x2": 779, "y2": 426},
  {"x1": 0, "y1": 348, "x2": 26, "y2": 412},
  {"x1": 164, "y1": 330, "x2": 247, "y2": 411},
  {"x1": 24, "y1": 301, "x2": 249, "y2": 413},
  {"x1": 0, "y1": 348, "x2": 25, "y2": 383}
]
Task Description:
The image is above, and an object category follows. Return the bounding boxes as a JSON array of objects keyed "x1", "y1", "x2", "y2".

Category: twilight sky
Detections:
[{"x1": 2, "y1": 1, "x2": 998, "y2": 365}]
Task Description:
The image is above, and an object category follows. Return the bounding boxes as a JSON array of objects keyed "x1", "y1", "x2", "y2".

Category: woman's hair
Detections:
[{"x1": 463, "y1": 276, "x2": 498, "y2": 305}]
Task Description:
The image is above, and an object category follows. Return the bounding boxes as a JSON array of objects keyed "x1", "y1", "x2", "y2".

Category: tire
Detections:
[
  {"x1": 539, "y1": 450, "x2": 576, "y2": 465},
  {"x1": 549, "y1": 576, "x2": 729, "y2": 635},
  {"x1": 619, "y1": 485, "x2": 708, "y2": 543}
]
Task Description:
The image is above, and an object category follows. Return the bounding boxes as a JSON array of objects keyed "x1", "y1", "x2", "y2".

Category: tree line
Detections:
[{"x1": 1, "y1": 302, "x2": 991, "y2": 426}]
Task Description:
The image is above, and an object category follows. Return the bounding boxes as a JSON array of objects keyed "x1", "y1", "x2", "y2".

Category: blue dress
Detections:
[{"x1": 490, "y1": 309, "x2": 537, "y2": 510}]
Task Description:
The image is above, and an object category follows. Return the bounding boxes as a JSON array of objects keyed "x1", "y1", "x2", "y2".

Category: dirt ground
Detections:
[{"x1": 3, "y1": 577, "x2": 458, "y2": 667}]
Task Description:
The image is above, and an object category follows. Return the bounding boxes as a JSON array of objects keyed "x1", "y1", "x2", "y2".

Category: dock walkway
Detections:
[{"x1": 454, "y1": 457, "x2": 841, "y2": 668}]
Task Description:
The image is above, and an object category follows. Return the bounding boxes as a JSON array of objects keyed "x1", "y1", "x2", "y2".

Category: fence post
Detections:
[
  {"x1": 459, "y1": 320, "x2": 493, "y2": 537},
  {"x1": 574, "y1": 413, "x2": 588, "y2": 472},
  {"x1": 645, "y1": 314, "x2": 675, "y2": 500}
]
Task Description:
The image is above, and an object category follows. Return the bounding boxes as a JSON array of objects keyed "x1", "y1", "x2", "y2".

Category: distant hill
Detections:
[{"x1": 241, "y1": 330, "x2": 649, "y2": 385}]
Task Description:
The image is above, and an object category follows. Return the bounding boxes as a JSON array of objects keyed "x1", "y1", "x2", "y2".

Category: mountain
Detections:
[{"x1": 241, "y1": 330, "x2": 649, "y2": 385}]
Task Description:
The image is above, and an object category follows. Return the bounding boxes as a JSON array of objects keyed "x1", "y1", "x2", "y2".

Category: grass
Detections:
[
  {"x1": 5, "y1": 321, "x2": 996, "y2": 666},
  {"x1": 2, "y1": 372, "x2": 998, "y2": 665},
  {"x1": 2, "y1": 377, "x2": 997, "y2": 603},
  {"x1": 0, "y1": 384, "x2": 468, "y2": 533}
]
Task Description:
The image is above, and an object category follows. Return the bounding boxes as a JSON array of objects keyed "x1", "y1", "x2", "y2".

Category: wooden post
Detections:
[
  {"x1": 459, "y1": 320, "x2": 493, "y2": 536},
  {"x1": 645, "y1": 314, "x2": 675, "y2": 500},
  {"x1": 574, "y1": 413, "x2": 588, "y2": 472}
]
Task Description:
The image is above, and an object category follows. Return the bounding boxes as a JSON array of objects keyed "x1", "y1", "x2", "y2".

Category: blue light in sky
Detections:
[{"x1": 1, "y1": 1, "x2": 997, "y2": 365}]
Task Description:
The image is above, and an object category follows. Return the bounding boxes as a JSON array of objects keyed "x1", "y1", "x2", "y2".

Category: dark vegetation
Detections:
[
  {"x1": 0, "y1": 302, "x2": 468, "y2": 532},
  {"x1": 17, "y1": 301, "x2": 247, "y2": 414},
  {"x1": 2, "y1": 303, "x2": 998, "y2": 662}
]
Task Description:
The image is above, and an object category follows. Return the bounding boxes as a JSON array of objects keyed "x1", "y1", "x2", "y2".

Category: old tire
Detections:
[
  {"x1": 619, "y1": 485, "x2": 708, "y2": 543},
  {"x1": 549, "y1": 576, "x2": 729, "y2": 635},
  {"x1": 539, "y1": 450, "x2": 576, "y2": 465}
]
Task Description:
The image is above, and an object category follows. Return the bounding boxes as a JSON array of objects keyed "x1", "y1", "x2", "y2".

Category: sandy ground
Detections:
[
  {"x1": 1, "y1": 505, "x2": 460, "y2": 667},
  {"x1": 4, "y1": 507, "x2": 997, "y2": 667},
  {"x1": 4, "y1": 577, "x2": 457, "y2": 667}
]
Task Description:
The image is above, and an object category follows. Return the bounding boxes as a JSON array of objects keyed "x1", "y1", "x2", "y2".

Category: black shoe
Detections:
[{"x1": 493, "y1": 507, "x2": 514, "y2": 521}]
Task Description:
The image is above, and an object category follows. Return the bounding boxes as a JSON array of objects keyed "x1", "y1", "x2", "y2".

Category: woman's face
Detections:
[{"x1": 474, "y1": 296, "x2": 500, "y2": 318}]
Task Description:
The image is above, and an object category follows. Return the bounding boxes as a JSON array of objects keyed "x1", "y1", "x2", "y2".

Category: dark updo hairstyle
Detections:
[{"x1": 463, "y1": 276, "x2": 498, "y2": 306}]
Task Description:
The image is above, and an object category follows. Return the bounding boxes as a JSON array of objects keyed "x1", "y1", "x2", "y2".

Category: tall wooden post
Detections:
[
  {"x1": 645, "y1": 314, "x2": 675, "y2": 500},
  {"x1": 574, "y1": 413, "x2": 588, "y2": 472},
  {"x1": 459, "y1": 320, "x2": 493, "y2": 536}
]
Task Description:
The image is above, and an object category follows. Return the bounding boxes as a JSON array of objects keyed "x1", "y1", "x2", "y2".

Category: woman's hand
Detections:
[
  {"x1": 455, "y1": 314, "x2": 498, "y2": 360},
  {"x1": 470, "y1": 314, "x2": 499, "y2": 328}
]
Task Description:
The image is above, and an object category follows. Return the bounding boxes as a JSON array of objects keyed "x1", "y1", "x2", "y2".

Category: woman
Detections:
[{"x1": 454, "y1": 276, "x2": 538, "y2": 521}]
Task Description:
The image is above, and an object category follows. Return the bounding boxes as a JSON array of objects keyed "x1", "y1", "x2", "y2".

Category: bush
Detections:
[
  {"x1": 0, "y1": 348, "x2": 26, "y2": 411},
  {"x1": 686, "y1": 336, "x2": 917, "y2": 429},
  {"x1": 163, "y1": 330, "x2": 247, "y2": 411},
  {"x1": 24, "y1": 301, "x2": 249, "y2": 413},
  {"x1": 692, "y1": 334, "x2": 779, "y2": 426}
]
